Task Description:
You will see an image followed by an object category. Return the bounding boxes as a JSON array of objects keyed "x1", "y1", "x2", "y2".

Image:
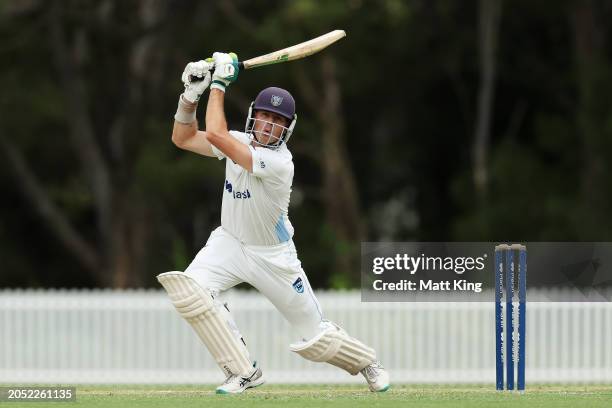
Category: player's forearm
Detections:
[
  {"x1": 171, "y1": 95, "x2": 199, "y2": 147},
  {"x1": 204, "y1": 90, "x2": 252, "y2": 169},
  {"x1": 205, "y1": 89, "x2": 228, "y2": 134},
  {"x1": 171, "y1": 119, "x2": 198, "y2": 147}
]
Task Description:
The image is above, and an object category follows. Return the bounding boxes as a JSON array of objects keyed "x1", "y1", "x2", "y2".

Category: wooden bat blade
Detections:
[{"x1": 241, "y1": 30, "x2": 346, "y2": 70}]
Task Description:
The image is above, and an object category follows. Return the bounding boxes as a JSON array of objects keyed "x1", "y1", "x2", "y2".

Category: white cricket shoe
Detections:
[
  {"x1": 215, "y1": 365, "x2": 265, "y2": 394},
  {"x1": 360, "y1": 360, "x2": 390, "y2": 392}
]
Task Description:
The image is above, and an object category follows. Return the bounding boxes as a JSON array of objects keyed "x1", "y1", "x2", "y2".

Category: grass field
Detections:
[{"x1": 3, "y1": 384, "x2": 612, "y2": 407}]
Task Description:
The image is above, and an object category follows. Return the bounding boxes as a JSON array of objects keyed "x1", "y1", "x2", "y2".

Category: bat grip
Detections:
[{"x1": 189, "y1": 61, "x2": 245, "y2": 83}]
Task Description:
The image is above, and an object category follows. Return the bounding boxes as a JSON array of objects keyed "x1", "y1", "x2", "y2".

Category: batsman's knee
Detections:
[
  {"x1": 157, "y1": 271, "x2": 216, "y2": 319},
  {"x1": 157, "y1": 271, "x2": 253, "y2": 377},
  {"x1": 289, "y1": 320, "x2": 376, "y2": 375}
]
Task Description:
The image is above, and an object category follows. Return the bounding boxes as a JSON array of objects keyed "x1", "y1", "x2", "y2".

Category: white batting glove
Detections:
[
  {"x1": 181, "y1": 60, "x2": 212, "y2": 103},
  {"x1": 210, "y1": 52, "x2": 239, "y2": 92}
]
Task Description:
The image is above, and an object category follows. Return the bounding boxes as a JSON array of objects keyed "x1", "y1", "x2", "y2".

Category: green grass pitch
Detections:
[{"x1": 4, "y1": 384, "x2": 612, "y2": 407}]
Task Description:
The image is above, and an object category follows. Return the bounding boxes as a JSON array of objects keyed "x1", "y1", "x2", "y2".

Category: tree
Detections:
[{"x1": 1, "y1": 0, "x2": 171, "y2": 287}]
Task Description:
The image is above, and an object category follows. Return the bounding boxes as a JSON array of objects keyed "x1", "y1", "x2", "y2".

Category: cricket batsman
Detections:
[{"x1": 157, "y1": 53, "x2": 390, "y2": 394}]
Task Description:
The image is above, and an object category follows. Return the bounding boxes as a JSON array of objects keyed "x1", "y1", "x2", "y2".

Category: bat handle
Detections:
[{"x1": 189, "y1": 60, "x2": 245, "y2": 82}]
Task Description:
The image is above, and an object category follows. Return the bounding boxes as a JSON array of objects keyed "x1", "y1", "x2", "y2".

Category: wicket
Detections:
[{"x1": 494, "y1": 244, "x2": 527, "y2": 391}]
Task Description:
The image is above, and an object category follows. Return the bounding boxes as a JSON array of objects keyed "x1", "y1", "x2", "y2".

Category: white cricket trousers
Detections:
[{"x1": 184, "y1": 226, "x2": 324, "y2": 340}]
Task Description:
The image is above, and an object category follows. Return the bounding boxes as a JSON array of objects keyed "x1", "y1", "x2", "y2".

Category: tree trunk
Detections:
[
  {"x1": 571, "y1": 0, "x2": 608, "y2": 238},
  {"x1": 294, "y1": 56, "x2": 365, "y2": 284},
  {"x1": 473, "y1": 0, "x2": 502, "y2": 197},
  {"x1": 318, "y1": 56, "x2": 365, "y2": 283}
]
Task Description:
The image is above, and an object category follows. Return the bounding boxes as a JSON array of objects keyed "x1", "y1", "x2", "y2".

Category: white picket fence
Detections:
[{"x1": 0, "y1": 289, "x2": 611, "y2": 384}]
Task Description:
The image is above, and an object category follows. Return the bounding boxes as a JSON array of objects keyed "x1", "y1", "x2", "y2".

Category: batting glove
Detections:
[
  {"x1": 181, "y1": 60, "x2": 212, "y2": 103},
  {"x1": 211, "y1": 52, "x2": 239, "y2": 92}
]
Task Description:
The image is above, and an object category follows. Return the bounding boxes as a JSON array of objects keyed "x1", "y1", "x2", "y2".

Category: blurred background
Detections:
[{"x1": 2, "y1": 0, "x2": 612, "y2": 290}]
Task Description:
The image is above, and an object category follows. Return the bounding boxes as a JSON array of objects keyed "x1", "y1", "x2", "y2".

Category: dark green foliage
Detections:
[{"x1": 2, "y1": 1, "x2": 612, "y2": 288}]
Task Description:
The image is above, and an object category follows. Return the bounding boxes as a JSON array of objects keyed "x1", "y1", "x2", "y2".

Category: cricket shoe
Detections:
[
  {"x1": 360, "y1": 360, "x2": 390, "y2": 392},
  {"x1": 215, "y1": 364, "x2": 265, "y2": 394}
]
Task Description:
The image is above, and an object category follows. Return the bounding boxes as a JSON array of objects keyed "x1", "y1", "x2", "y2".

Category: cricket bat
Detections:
[
  {"x1": 191, "y1": 30, "x2": 346, "y2": 81},
  {"x1": 238, "y1": 29, "x2": 346, "y2": 70}
]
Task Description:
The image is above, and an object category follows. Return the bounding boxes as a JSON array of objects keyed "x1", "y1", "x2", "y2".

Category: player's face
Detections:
[{"x1": 252, "y1": 110, "x2": 290, "y2": 146}]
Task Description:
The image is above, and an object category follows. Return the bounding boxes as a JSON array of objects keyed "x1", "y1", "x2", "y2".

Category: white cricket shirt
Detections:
[{"x1": 211, "y1": 130, "x2": 295, "y2": 246}]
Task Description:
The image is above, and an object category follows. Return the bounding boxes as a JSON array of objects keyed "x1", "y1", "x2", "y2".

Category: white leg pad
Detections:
[
  {"x1": 289, "y1": 323, "x2": 376, "y2": 375},
  {"x1": 157, "y1": 271, "x2": 253, "y2": 376}
]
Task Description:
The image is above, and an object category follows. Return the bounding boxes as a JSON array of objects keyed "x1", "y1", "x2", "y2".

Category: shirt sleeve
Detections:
[
  {"x1": 211, "y1": 143, "x2": 226, "y2": 160},
  {"x1": 250, "y1": 146, "x2": 293, "y2": 183}
]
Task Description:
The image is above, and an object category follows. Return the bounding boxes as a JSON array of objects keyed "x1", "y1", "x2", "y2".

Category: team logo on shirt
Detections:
[
  {"x1": 292, "y1": 277, "x2": 304, "y2": 293},
  {"x1": 225, "y1": 179, "x2": 251, "y2": 199}
]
